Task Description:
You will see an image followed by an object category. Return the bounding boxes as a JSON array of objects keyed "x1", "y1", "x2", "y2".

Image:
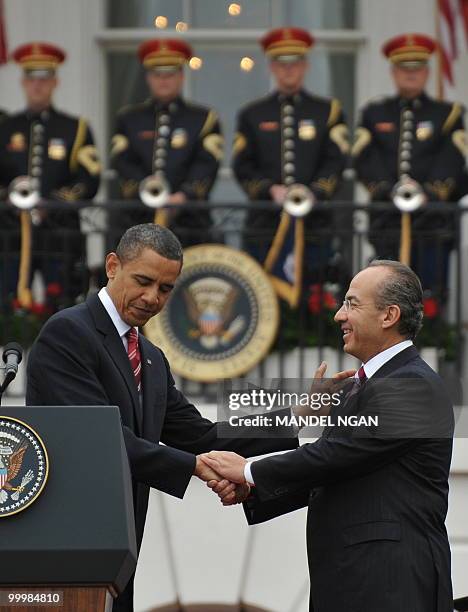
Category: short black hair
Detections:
[
  {"x1": 368, "y1": 260, "x2": 423, "y2": 340},
  {"x1": 115, "y1": 224, "x2": 183, "y2": 265}
]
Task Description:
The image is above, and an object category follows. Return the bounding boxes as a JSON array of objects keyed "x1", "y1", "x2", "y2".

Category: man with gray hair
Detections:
[
  {"x1": 26, "y1": 223, "x2": 298, "y2": 612},
  {"x1": 203, "y1": 260, "x2": 454, "y2": 612}
]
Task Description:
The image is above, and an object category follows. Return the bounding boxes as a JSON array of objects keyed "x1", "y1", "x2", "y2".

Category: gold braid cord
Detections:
[
  {"x1": 17, "y1": 211, "x2": 33, "y2": 307},
  {"x1": 399, "y1": 212, "x2": 412, "y2": 266}
]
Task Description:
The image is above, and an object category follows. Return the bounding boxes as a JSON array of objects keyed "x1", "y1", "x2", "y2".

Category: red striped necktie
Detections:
[
  {"x1": 357, "y1": 365, "x2": 367, "y2": 385},
  {"x1": 346, "y1": 365, "x2": 367, "y2": 402},
  {"x1": 126, "y1": 327, "x2": 142, "y2": 393}
]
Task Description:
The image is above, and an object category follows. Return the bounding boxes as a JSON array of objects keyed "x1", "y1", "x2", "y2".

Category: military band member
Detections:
[
  {"x1": 0, "y1": 42, "x2": 101, "y2": 305},
  {"x1": 353, "y1": 33, "x2": 467, "y2": 295},
  {"x1": 232, "y1": 27, "x2": 349, "y2": 304},
  {"x1": 111, "y1": 39, "x2": 223, "y2": 247}
]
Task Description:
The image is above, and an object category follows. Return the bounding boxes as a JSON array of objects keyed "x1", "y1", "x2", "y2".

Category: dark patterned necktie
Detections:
[
  {"x1": 357, "y1": 365, "x2": 367, "y2": 385},
  {"x1": 126, "y1": 327, "x2": 141, "y2": 393},
  {"x1": 346, "y1": 365, "x2": 367, "y2": 402}
]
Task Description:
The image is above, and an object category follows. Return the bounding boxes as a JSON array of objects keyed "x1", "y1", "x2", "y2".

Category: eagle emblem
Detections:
[
  {"x1": 184, "y1": 277, "x2": 246, "y2": 349},
  {"x1": 0, "y1": 418, "x2": 48, "y2": 517}
]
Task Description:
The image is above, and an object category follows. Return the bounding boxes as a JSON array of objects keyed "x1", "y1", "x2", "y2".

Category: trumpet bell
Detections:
[
  {"x1": 392, "y1": 178, "x2": 426, "y2": 213},
  {"x1": 283, "y1": 184, "x2": 315, "y2": 217},
  {"x1": 8, "y1": 176, "x2": 40, "y2": 210},
  {"x1": 139, "y1": 173, "x2": 170, "y2": 208}
]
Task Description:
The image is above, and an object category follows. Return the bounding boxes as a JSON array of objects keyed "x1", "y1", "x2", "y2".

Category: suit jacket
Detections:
[
  {"x1": 26, "y1": 293, "x2": 298, "y2": 551},
  {"x1": 244, "y1": 346, "x2": 454, "y2": 612}
]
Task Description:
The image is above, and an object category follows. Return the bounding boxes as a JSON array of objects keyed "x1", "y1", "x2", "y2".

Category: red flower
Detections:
[
  {"x1": 323, "y1": 291, "x2": 337, "y2": 310},
  {"x1": 308, "y1": 285, "x2": 338, "y2": 314},
  {"x1": 30, "y1": 302, "x2": 50, "y2": 316},
  {"x1": 11, "y1": 298, "x2": 24, "y2": 311},
  {"x1": 308, "y1": 284, "x2": 322, "y2": 314},
  {"x1": 46, "y1": 282, "x2": 62, "y2": 297},
  {"x1": 423, "y1": 297, "x2": 438, "y2": 319}
]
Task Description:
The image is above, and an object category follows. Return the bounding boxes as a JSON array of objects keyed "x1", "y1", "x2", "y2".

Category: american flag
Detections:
[{"x1": 437, "y1": 0, "x2": 468, "y2": 97}]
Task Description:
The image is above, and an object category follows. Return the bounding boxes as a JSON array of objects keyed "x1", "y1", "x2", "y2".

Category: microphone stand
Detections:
[
  {"x1": 0, "y1": 365, "x2": 18, "y2": 406},
  {"x1": 0, "y1": 343, "x2": 24, "y2": 405}
]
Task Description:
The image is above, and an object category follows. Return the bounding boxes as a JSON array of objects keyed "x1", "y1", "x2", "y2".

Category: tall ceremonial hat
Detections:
[
  {"x1": 382, "y1": 33, "x2": 437, "y2": 68},
  {"x1": 12, "y1": 42, "x2": 66, "y2": 77},
  {"x1": 138, "y1": 39, "x2": 193, "y2": 73},
  {"x1": 260, "y1": 27, "x2": 314, "y2": 62}
]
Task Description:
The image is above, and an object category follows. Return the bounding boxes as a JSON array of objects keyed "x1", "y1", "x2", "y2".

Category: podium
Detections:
[{"x1": 0, "y1": 406, "x2": 137, "y2": 612}]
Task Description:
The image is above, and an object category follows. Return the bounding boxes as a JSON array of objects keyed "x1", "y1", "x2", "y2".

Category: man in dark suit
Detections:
[
  {"x1": 202, "y1": 260, "x2": 454, "y2": 612},
  {"x1": 26, "y1": 223, "x2": 297, "y2": 612}
]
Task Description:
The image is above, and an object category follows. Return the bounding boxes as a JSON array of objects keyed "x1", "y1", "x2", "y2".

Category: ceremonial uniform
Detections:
[
  {"x1": 111, "y1": 39, "x2": 223, "y2": 247},
  {"x1": 353, "y1": 34, "x2": 467, "y2": 294},
  {"x1": 0, "y1": 107, "x2": 100, "y2": 209},
  {"x1": 111, "y1": 97, "x2": 222, "y2": 242},
  {"x1": 354, "y1": 94, "x2": 466, "y2": 230},
  {"x1": 234, "y1": 89, "x2": 348, "y2": 228},
  {"x1": 233, "y1": 27, "x2": 348, "y2": 307},
  {"x1": 0, "y1": 43, "x2": 100, "y2": 306}
]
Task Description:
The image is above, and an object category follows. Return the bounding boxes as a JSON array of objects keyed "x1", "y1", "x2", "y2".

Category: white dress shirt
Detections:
[
  {"x1": 244, "y1": 339, "x2": 414, "y2": 485},
  {"x1": 357, "y1": 339, "x2": 413, "y2": 381},
  {"x1": 98, "y1": 287, "x2": 137, "y2": 350}
]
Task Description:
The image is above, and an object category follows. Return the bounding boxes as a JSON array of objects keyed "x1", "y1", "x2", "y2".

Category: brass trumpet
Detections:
[
  {"x1": 283, "y1": 183, "x2": 315, "y2": 217},
  {"x1": 139, "y1": 172, "x2": 170, "y2": 208},
  {"x1": 391, "y1": 177, "x2": 426, "y2": 213},
  {"x1": 8, "y1": 176, "x2": 40, "y2": 210}
]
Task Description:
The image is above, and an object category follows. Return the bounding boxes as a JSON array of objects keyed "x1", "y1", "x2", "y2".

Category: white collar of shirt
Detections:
[
  {"x1": 358, "y1": 340, "x2": 413, "y2": 380},
  {"x1": 98, "y1": 287, "x2": 137, "y2": 348}
]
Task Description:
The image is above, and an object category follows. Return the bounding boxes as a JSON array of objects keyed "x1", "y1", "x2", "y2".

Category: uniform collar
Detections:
[
  {"x1": 151, "y1": 96, "x2": 183, "y2": 113},
  {"x1": 276, "y1": 89, "x2": 303, "y2": 104},
  {"x1": 397, "y1": 92, "x2": 427, "y2": 109},
  {"x1": 25, "y1": 106, "x2": 54, "y2": 122}
]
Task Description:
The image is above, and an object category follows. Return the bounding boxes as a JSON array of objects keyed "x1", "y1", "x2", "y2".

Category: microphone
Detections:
[{"x1": 2, "y1": 342, "x2": 23, "y2": 380}]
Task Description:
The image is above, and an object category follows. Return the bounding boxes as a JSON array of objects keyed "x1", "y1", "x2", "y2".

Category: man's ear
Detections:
[
  {"x1": 105, "y1": 252, "x2": 120, "y2": 280},
  {"x1": 382, "y1": 304, "x2": 401, "y2": 330}
]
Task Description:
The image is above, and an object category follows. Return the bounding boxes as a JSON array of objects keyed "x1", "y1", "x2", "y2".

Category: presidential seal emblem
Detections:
[
  {"x1": 0, "y1": 417, "x2": 48, "y2": 518},
  {"x1": 144, "y1": 245, "x2": 279, "y2": 381}
]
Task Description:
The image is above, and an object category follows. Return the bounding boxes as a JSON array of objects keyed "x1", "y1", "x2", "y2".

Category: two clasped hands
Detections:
[{"x1": 194, "y1": 361, "x2": 356, "y2": 506}]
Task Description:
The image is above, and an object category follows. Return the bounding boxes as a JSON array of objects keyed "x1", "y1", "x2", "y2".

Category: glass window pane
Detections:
[
  {"x1": 107, "y1": 0, "x2": 356, "y2": 29},
  {"x1": 189, "y1": 47, "x2": 270, "y2": 160},
  {"x1": 107, "y1": 0, "x2": 183, "y2": 28},
  {"x1": 190, "y1": 0, "x2": 272, "y2": 29},
  {"x1": 107, "y1": 53, "x2": 147, "y2": 130},
  {"x1": 285, "y1": 0, "x2": 356, "y2": 29},
  {"x1": 303, "y1": 51, "x2": 356, "y2": 125}
]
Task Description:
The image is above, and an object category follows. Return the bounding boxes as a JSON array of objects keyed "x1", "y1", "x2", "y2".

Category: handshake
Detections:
[{"x1": 194, "y1": 451, "x2": 250, "y2": 506}]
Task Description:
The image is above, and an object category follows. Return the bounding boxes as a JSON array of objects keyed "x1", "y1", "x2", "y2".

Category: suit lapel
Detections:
[
  {"x1": 371, "y1": 345, "x2": 419, "y2": 379},
  {"x1": 139, "y1": 339, "x2": 157, "y2": 435},
  {"x1": 86, "y1": 293, "x2": 143, "y2": 434}
]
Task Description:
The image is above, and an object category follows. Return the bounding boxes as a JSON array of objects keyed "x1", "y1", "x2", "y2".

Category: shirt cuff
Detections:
[{"x1": 244, "y1": 461, "x2": 255, "y2": 485}]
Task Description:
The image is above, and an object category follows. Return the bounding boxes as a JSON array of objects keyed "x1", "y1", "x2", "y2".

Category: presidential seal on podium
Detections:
[{"x1": 0, "y1": 417, "x2": 49, "y2": 518}]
